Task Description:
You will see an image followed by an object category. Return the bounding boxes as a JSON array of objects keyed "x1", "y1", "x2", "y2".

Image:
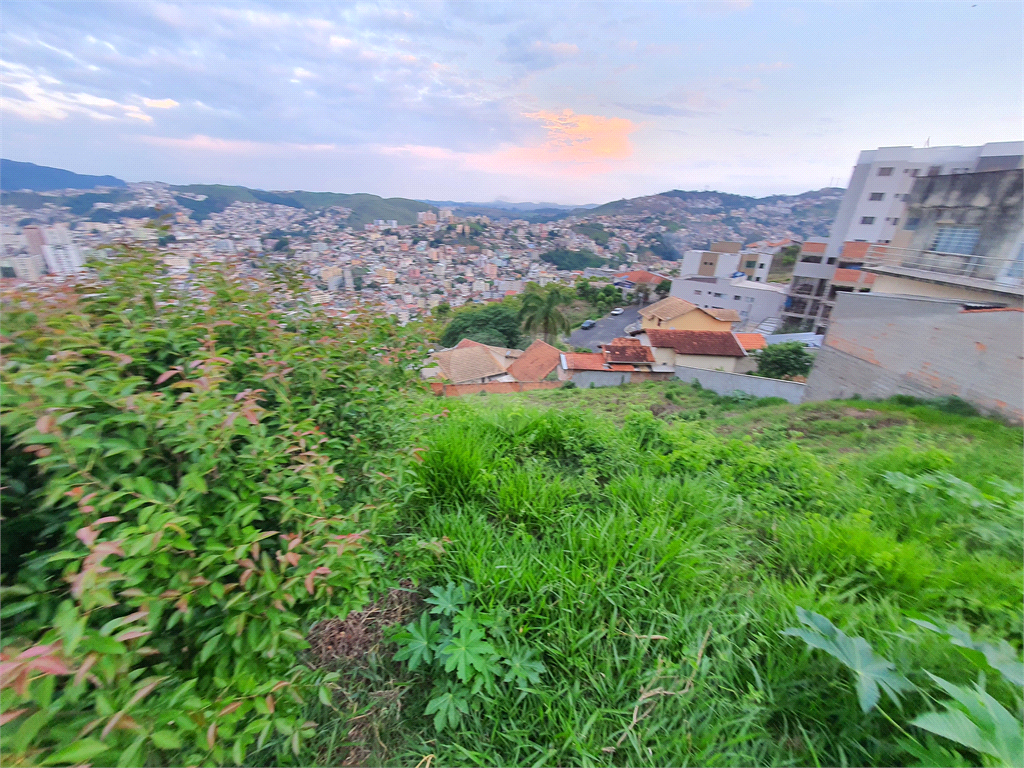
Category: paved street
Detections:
[{"x1": 567, "y1": 306, "x2": 641, "y2": 351}]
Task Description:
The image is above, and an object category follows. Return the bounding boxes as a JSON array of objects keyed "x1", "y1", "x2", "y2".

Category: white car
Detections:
[{"x1": 610, "y1": 307, "x2": 624, "y2": 316}]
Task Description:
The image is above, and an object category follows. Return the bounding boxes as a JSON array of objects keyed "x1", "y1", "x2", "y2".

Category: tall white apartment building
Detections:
[{"x1": 824, "y1": 141, "x2": 1024, "y2": 261}]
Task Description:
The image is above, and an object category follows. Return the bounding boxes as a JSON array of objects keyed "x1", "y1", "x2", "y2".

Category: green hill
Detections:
[{"x1": 170, "y1": 184, "x2": 434, "y2": 226}]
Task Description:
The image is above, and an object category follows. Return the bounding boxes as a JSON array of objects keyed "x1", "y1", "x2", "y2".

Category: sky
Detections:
[{"x1": 1, "y1": 1, "x2": 1021, "y2": 204}]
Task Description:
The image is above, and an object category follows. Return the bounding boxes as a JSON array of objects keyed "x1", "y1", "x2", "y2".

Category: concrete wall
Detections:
[
  {"x1": 674, "y1": 366, "x2": 806, "y2": 404},
  {"x1": 566, "y1": 370, "x2": 674, "y2": 388},
  {"x1": 871, "y1": 274, "x2": 1024, "y2": 307},
  {"x1": 804, "y1": 292, "x2": 1024, "y2": 422},
  {"x1": 670, "y1": 353, "x2": 741, "y2": 372}
]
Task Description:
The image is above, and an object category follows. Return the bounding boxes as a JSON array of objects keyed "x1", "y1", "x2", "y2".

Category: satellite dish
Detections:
[{"x1": 731, "y1": 271, "x2": 746, "y2": 278}]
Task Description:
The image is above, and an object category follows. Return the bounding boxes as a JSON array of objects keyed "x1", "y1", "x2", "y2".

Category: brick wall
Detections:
[{"x1": 805, "y1": 293, "x2": 1024, "y2": 423}]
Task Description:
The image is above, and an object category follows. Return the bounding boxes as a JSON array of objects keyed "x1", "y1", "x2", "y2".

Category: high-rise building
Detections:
[
  {"x1": 782, "y1": 141, "x2": 1023, "y2": 333},
  {"x1": 823, "y1": 142, "x2": 1023, "y2": 262}
]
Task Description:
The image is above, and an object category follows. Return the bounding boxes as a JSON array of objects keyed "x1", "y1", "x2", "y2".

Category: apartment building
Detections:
[
  {"x1": 678, "y1": 241, "x2": 773, "y2": 282},
  {"x1": 671, "y1": 274, "x2": 787, "y2": 329},
  {"x1": 824, "y1": 141, "x2": 1023, "y2": 263},
  {"x1": 781, "y1": 239, "x2": 873, "y2": 333}
]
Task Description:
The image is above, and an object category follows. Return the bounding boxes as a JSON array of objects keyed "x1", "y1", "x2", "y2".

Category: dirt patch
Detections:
[{"x1": 307, "y1": 580, "x2": 421, "y2": 668}]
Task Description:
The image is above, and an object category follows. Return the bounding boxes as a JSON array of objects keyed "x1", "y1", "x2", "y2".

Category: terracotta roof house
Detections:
[
  {"x1": 613, "y1": 270, "x2": 666, "y2": 287},
  {"x1": 642, "y1": 329, "x2": 747, "y2": 372},
  {"x1": 507, "y1": 339, "x2": 562, "y2": 382},
  {"x1": 734, "y1": 333, "x2": 768, "y2": 352},
  {"x1": 637, "y1": 296, "x2": 736, "y2": 332},
  {"x1": 422, "y1": 339, "x2": 522, "y2": 385},
  {"x1": 601, "y1": 337, "x2": 655, "y2": 367}
]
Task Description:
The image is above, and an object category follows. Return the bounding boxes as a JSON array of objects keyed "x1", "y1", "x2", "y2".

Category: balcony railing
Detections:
[{"x1": 861, "y1": 244, "x2": 1024, "y2": 295}]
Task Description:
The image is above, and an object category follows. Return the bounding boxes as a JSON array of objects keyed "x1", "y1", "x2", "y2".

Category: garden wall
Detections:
[{"x1": 674, "y1": 366, "x2": 806, "y2": 404}]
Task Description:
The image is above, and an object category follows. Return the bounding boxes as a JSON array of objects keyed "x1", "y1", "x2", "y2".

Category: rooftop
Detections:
[{"x1": 645, "y1": 329, "x2": 746, "y2": 357}]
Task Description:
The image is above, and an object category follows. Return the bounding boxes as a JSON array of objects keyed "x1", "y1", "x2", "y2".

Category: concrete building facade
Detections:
[{"x1": 671, "y1": 274, "x2": 787, "y2": 329}]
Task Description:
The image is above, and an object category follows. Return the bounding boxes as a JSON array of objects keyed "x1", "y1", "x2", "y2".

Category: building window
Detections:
[
  {"x1": 744, "y1": 260, "x2": 756, "y2": 268},
  {"x1": 745, "y1": 297, "x2": 755, "y2": 303},
  {"x1": 694, "y1": 290, "x2": 701, "y2": 295},
  {"x1": 758, "y1": 263, "x2": 765, "y2": 269},
  {"x1": 869, "y1": 192, "x2": 884, "y2": 201},
  {"x1": 931, "y1": 227, "x2": 980, "y2": 255},
  {"x1": 861, "y1": 216, "x2": 875, "y2": 224},
  {"x1": 826, "y1": 257, "x2": 837, "y2": 265},
  {"x1": 904, "y1": 218, "x2": 921, "y2": 230},
  {"x1": 891, "y1": 218, "x2": 900, "y2": 226},
  {"x1": 877, "y1": 167, "x2": 894, "y2": 176},
  {"x1": 713, "y1": 292, "x2": 724, "y2": 298},
  {"x1": 910, "y1": 169, "x2": 919, "y2": 177},
  {"x1": 927, "y1": 165, "x2": 942, "y2": 177},
  {"x1": 733, "y1": 295, "x2": 741, "y2": 300}
]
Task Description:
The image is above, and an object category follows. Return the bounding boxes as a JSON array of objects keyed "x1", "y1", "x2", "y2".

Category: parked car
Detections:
[
  {"x1": 580, "y1": 319, "x2": 597, "y2": 330},
  {"x1": 610, "y1": 307, "x2": 624, "y2": 316}
]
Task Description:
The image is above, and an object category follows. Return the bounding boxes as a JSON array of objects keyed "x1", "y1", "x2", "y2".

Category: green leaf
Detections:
[
  {"x1": 782, "y1": 606, "x2": 913, "y2": 712},
  {"x1": 393, "y1": 613, "x2": 441, "y2": 671},
  {"x1": 909, "y1": 619, "x2": 1024, "y2": 687},
  {"x1": 151, "y1": 730, "x2": 182, "y2": 750},
  {"x1": 440, "y1": 625, "x2": 498, "y2": 683},
  {"x1": 910, "y1": 673, "x2": 1024, "y2": 767},
  {"x1": 41, "y1": 738, "x2": 110, "y2": 766},
  {"x1": 117, "y1": 734, "x2": 148, "y2": 768},
  {"x1": 425, "y1": 582, "x2": 468, "y2": 617},
  {"x1": 83, "y1": 635, "x2": 127, "y2": 655},
  {"x1": 502, "y1": 649, "x2": 546, "y2": 688},
  {"x1": 13, "y1": 709, "x2": 51, "y2": 755},
  {"x1": 424, "y1": 690, "x2": 470, "y2": 733}
]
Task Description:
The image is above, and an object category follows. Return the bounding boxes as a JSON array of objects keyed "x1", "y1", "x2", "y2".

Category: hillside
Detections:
[
  {"x1": 170, "y1": 184, "x2": 434, "y2": 226},
  {"x1": 2, "y1": 246, "x2": 1021, "y2": 768},
  {"x1": 0, "y1": 159, "x2": 126, "y2": 191},
  {"x1": 579, "y1": 187, "x2": 844, "y2": 218}
]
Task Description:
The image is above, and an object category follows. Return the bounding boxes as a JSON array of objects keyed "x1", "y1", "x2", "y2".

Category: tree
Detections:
[
  {"x1": 432, "y1": 301, "x2": 451, "y2": 320},
  {"x1": 635, "y1": 283, "x2": 651, "y2": 306},
  {"x1": 755, "y1": 341, "x2": 814, "y2": 379},
  {"x1": 441, "y1": 302, "x2": 521, "y2": 348},
  {"x1": 519, "y1": 285, "x2": 571, "y2": 344},
  {"x1": 655, "y1": 279, "x2": 672, "y2": 300}
]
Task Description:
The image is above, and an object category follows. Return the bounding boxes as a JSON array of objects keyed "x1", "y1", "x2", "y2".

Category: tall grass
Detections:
[{"x1": 325, "y1": 392, "x2": 1022, "y2": 767}]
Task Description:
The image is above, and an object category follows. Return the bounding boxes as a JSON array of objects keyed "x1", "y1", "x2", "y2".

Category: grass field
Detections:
[{"x1": 308, "y1": 382, "x2": 1024, "y2": 767}]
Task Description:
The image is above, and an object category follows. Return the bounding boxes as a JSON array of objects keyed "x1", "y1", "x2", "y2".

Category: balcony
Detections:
[{"x1": 861, "y1": 244, "x2": 1024, "y2": 298}]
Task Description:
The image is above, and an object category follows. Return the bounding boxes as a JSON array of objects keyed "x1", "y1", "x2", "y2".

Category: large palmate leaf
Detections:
[
  {"x1": 909, "y1": 619, "x2": 1024, "y2": 687},
  {"x1": 502, "y1": 648, "x2": 546, "y2": 689},
  {"x1": 910, "y1": 673, "x2": 1024, "y2": 767},
  {"x1": 424, "y1": 581, "x2": 468, "y2": 617},
  {"x1": 439, "y1": 625, "x2": 499, "y2": 683},
  {"x1": 424, "y1": 687, "x2": 470, "y2": 733},
  {"x1": 392, "y1": 613, "x2": 442, "y2": 672},
  {"x1": 782, "y1": 606, "x2": 914, "y2": 712}
]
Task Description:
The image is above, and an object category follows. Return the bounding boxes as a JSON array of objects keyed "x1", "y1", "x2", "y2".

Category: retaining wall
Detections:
[
  {"x1": 429, "y1": 381, "x2": 563, "y2": 397},
  {"x1": 674, "y1": 366, "x2": 806, "y2": 403}
]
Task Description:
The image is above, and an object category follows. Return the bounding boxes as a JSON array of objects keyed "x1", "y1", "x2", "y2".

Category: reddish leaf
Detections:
[
  {"x1": 218, "y1": 701, "x2": 242, "y2": 717},
  {"x1": 304, "y1": 572, "x2": 316, "y2": 595},
  {"x1": 155, "y1": 369, "x2": 181, "y2": 385},
  {"x1": 0, "y1": 709, "x2": 27, "y2": 726},
  {"x1": 36, "y1": 414, "x2": 56, "y2": 434},
  {"x1": 265, "y1": 695, "x2": 275, "y2": 714},
  {"x1": 95, "y1": 516, "x2": 121, "y2": 525},
  {"x1": 28, "y1": 656, "x2": 70, "y2": 676}
]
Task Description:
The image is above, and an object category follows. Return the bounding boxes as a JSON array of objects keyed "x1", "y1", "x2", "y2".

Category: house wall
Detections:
[
  {"x1": 670, "y1": 276, "x2": 786, "y2": 329},
  {"x1": 804, "y1": 292, "x2": 1024, "y2": 423},
  {"x1": 563, "y1": 370, "x2": 673, "y2": 388},
  {"x1": 671, "y1": 354, "x2": 741, "y2": 372},
  {"x1": 641, "y1": 312, "x2": 730, "y2": 332},
  {"x1": 674, "y1": 366, "x2": 806, "y2": 404}
]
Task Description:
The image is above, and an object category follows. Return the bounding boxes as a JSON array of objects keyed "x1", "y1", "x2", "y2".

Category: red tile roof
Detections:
[
  {"x1": 602, "y1": 337, "x2": 655, "y2": 364},
  {"x1": 562, "y1": 353, "x2": 607, "y2": 371},
  {"x1": 840, "y1": 241, "x2": 870, "y2": 261},
  {"x1": 734, "y1": 333, "x2": 767, "y2": 351},
  {"x1": 608, "y1": 363, "x2": 636, "y2": 371},
  {"x1": 507, "y1": 339, "x2": 561, "y2": 382},
  {"x1": 646, "y1": 329, "x2": 746, "y2": 357},
  {"x1": 800, "y1": 242, "x2": 827, "y2": 254},
  {"x1": 614, "y1": 270, "x2": 666, "y2": 284},
  {"x1": 961, "y1": 307, "x2": 1024, "y2": 313},
  {"x1": 832, "y1": 268, "x2": 876, "y2": 285}
]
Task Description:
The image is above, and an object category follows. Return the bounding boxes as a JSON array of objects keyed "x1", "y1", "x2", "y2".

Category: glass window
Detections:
[
  {"x1": 744, "y1": 260, "x2": 756, "y2": 268},
  {"x1": 861, "y1": 216, "x2": 875, "y2": 225},
  {"x1": 869, "y1": 192, "x2": 884, "y2": 201},
  {"x1": 931, "y1": 227, "x2": 980, "y2": 255},
  {"x1": 878, "y1": 167, "x2": 894, "y2": 176},
  {"x1": 694, "y1": 290, "x2": 701, "y2": 295},
  {"x1": 733, "y1": 295, "x2": 741, "y2": 300}
]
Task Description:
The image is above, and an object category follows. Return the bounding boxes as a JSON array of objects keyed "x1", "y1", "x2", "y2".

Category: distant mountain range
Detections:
[
  {"x1": 1, "y1": 159, "x2": 126, "y2": 192},
  {"x1": 0, "y1": 160, "x2": 844, "y2": 230}
]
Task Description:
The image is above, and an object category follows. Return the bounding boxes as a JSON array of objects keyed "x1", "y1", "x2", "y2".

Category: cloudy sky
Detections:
[{"x1": 2, "y1": 1, "x2": 1020, "y2": 204}]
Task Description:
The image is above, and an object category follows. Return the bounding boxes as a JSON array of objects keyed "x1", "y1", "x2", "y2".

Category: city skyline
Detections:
[{"x1": 1, "y1": 0, "x2": 1021, "y2": 205}]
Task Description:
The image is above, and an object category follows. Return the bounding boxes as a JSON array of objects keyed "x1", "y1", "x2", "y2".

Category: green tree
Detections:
[
  {"x1": 655, "y1": 279, "x2": 672, "y2": 300},
  {"x1": 440, "y1": 302, "x2": 521, "y2": 348},
  {"x1": 432, "y1": 301, "x2": 451, "y2": 320},
  {"x1": 519, "y1": 285, "x2": 571, "y2": 344},
  {"x1": 755, "y1": 341, "x2": 814, "y2": 379}
]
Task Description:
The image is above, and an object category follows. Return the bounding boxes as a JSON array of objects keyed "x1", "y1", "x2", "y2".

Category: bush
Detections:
[
  {"x1": 0, "y1": 248, "x2": 427, "y2": 766},
  {"x1": 754, "y1": 341, "x2": 814, "y2": 379}
]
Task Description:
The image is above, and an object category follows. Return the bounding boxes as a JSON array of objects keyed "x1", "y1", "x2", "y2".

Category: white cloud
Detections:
[
  {"x1": 0, "y1": 60, "x2": 152, "y2": 121},
  {"x1": 142, "y1": 97, "x2": 179, "y2": 108}
]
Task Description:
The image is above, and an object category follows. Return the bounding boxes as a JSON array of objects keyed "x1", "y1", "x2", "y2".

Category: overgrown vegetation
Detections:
[
  {"x1": 540, "y1": 248, "x2": 606, "y2": 271},
  {"x1": 3, "y1": 249, "x2": 1021, "y2": 768}
]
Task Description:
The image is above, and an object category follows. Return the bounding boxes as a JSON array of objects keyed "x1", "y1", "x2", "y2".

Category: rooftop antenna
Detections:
[{"x1": 925, "y1": 137, "x2": 930, "y2": 147}]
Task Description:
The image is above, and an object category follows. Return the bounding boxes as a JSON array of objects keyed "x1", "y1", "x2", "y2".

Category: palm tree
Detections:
[{"x1": 519, "y1": 286, "x2": 571, "y2": 344}]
